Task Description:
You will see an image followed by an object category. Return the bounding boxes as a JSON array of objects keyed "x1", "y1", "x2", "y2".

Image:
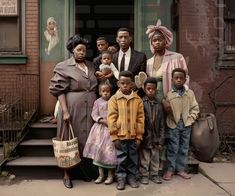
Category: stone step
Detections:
[
  {"x1": 29, "y1": 122, "x2": 57, "y2": 129},
  {"x1": 5, "y1": 156, "x2": 62, "y2": 179},
  {"x1": 26, "y1": 122, "x2": 57, "y2": 139},
  {"x1": 20, "y1": 139, "x2": 53, "y2": 146},
  {"x1": 6, "y1": 156, "x2": 57, "y2": 166},
  {"x1": 2, "y1": 121, "x2": 59, "y2": 179},
  {"x1": 17, "y1": 139, "x2": 54, "y2": 157}
]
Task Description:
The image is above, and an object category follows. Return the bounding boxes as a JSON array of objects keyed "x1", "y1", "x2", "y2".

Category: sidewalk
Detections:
[
  {"x1": 0, "y1": 165, "x2": 230, "y2": 196},
  {"x1": 200, "y1": 162, "x2": 235, "y2": 196}
]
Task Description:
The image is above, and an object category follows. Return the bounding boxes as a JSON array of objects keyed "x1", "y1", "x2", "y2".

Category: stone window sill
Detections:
[{"x1": 0, "y1": 55, "x2": 28, "y2": 65}]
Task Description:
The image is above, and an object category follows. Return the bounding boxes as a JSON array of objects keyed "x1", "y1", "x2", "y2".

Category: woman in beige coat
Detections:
[{"x1": 49, "y1": 34, "x2": 98, "y2": 188}]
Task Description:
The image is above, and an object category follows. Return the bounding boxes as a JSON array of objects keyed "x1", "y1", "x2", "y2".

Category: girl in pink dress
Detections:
[{"x1": 83, "y1": 83, "x2": 117, "y2": 185}]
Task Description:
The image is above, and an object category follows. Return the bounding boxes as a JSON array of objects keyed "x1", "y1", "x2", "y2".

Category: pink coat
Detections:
[{"x1": 146, "y1": 49, "x2": 190, "y2": 97}]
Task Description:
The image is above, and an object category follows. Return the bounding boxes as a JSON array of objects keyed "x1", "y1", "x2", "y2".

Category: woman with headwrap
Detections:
[
  {"x1": 146, "y1": 19, "x2": 189, "y2": 101},
  {"x1": 49, "y1": 34, "x2": 98, "y2": 188},
  {"x1": 145, "y1": 19, "x2": 190, "y2": 179}
]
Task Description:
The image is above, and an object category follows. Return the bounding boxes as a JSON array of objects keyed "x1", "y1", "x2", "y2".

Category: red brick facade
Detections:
[
  {"x1": 0, "y1": 0, "x2": 39, "y2": 103},
  {"x1": 25, "y1": 0, "x2": 39, "y2": 74},
  {"x1": 179, "y1": 0, "x2": 235, "y2": 135}
]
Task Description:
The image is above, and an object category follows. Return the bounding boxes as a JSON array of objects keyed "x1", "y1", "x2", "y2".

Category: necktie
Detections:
[{"x1": 120, "y1": 53, "x2": 125, "y2": 72}]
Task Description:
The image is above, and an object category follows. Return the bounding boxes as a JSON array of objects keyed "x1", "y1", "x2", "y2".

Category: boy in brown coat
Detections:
[{"x1": 108, "y1": 71, "x2": 144, "y2": 190}]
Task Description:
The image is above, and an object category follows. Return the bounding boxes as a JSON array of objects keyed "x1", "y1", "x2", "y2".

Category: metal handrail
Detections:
[{"x1": 0, "y1": 74, "x2": 39, "y2": 165}]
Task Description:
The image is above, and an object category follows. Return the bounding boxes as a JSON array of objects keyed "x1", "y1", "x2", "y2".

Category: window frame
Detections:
[
  {"x1": 0, "y1": 0, "x2": 26, "y2": 64},
  {"x1": 217, "y1": 0, "x2": 235, "y2": 69}
]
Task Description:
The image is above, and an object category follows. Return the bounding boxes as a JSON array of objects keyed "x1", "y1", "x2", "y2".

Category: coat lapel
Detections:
[
  {"x1": 147, "y1": 56, "x2": 154, "y2": 75},
  {"x1": 112, "y1": 52, "x2": 119, "y2": 69},
  {"x1": 86, "y1": 60, "x2": 94, "y2": 79},
  {"x1": 128, "y1": 50, "x2": 136, "y2": 72},
  {"x1": 161, "y1": 50, "x2": 174, "y2": 70}
]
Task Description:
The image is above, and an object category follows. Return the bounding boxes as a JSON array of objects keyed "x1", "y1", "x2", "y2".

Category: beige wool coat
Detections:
[{"x1": 108, "y1": 90, "x2": 145, "y2": 141}]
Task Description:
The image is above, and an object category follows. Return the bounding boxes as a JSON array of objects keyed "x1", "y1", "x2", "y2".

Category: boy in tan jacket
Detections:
[
  {"x1": 163, "y1": 68, "x2": 199, "y2": 181},
  {"x1": 108, "y1": 71, "x2": 144, "y2": 190}
]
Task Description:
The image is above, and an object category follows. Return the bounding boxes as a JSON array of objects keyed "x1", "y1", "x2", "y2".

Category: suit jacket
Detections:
[
  {"x1": 111, "y1": 49, "x2": 147, "y2": 93},
  {"x1": 112, "y1": 49, "x2": 147, "y2": 76}
]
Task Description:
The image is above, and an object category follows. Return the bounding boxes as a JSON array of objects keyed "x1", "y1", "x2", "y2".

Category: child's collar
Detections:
[
  {"x1": 171, "y1": 84, "x2": 189, "y2": 92},
  {"x1": 116, "y1": 89, "x2": 138, "y2": 100},
  {"x1": 171, "y1": 85, "x2": 188, "y2": 96}
]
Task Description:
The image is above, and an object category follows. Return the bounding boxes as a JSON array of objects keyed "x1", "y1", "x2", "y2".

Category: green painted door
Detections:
[
  {"x1": 39, "y1": 0, "x2": 74, "y2": 114},
  {"x1": 134, "y1": 0, "x2": 176, "y2": 59}
]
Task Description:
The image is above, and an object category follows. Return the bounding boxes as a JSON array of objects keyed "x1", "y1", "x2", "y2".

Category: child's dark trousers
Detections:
[{"x1": 115, "y1": 139, "x2": 138, "y2": 181}]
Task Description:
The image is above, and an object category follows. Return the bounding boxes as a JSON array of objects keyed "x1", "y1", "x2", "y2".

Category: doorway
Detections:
[{"x1": 75, "y1": 1, "x2": 134, "y2": 61}]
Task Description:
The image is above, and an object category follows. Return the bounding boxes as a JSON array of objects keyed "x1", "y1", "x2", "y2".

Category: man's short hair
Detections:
[
  {"x1": 96, "y1": 37, "x2": 108, "y2": 43},
  {"x1": 117, "y1": 28, "x2": 131, "y2": 36}
]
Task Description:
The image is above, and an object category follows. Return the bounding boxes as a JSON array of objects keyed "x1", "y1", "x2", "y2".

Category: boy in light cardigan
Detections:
[{"x1": 163, "y1": 68, "x2": 199, "y2": 181}]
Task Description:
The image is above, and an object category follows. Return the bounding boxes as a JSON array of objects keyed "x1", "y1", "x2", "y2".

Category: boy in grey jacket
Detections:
[{"x1": 139, "y1": 77, "x2": 165, "y2": 185}]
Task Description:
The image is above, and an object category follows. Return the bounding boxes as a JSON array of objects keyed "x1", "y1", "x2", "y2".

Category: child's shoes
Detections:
[
  {"x1": 94, "y1": 176, "x2": 105, "y2": 184},
  {"x1": 116, "y1": 178, "x2": 126, "y2": 190},
  {"x1": 140, "y1": 177, "x2": 149, "y2": 185},
  {"x1": 104, "y1": 176, "x2": 114, "y2": 185},
  {"x1": 151, "y1": 175, "x2": 162, "y2": 184}
]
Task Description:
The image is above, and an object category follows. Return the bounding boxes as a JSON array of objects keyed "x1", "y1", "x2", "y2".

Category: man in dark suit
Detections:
[{"x1": 111, "y1": 27, "x2": 147, "y2": 93}]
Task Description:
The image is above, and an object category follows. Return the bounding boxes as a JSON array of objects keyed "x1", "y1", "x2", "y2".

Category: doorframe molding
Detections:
[{"x1": 134, "y1": 0, "x2": 144, "y2": 51}]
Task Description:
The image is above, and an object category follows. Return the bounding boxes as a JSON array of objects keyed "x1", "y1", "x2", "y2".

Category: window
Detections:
[
  {"x1": 224, "y1": 0, "x2": 235, "y2": 53},
  {"x1": 217, "y1": 0, "x2": 235, "y2": 68},
  {"x1": 0, "y1": 0, "x2": 23, "y2": 55}
]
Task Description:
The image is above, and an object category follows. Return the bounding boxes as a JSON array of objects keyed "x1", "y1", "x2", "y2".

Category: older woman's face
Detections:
[
  {"x1": 151, "y1": 34, "x2": 166, "y2": 52},
  {"x1": 73, "y1": 44, "x2": 86, "y2": 62}
]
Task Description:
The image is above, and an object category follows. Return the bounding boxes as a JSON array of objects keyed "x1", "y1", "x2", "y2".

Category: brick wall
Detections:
[
  {"x1": 25, "y1": 0, "x2": 39, "y2": 75},
  {"x1": 179, "y1": 0, "x2": 235, "y2": 135},
  {"x1": 0, "y1": 0, "x2": 39, "y2": 108}
]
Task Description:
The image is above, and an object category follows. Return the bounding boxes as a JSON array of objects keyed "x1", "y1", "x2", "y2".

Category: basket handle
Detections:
[
  {"x1": 60, "y1": 121, "x2": 75, "y2": 140},
  {"x1": 68, "y1": 122, "x2": 75, "y2": 139}
]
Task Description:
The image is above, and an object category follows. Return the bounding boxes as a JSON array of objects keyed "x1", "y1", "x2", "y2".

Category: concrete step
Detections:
[
  {"x1": 17, "y1": 139, "x2": 54, "y2": 157},
  {"x1": 4, "y1": 156, "x2": 98, "y2": 180},
  {"x1": 26, "y1": 122, "x2": 57, "y2": 139},
  {"x1": 6, "y1": 156, "x2": 57, "y2": 166},
  {"x1": 5, "y1": 156, "x2": 62, "y2": 179},
  {"x1": 29, "y1": 122, "x2": 57, "y2": 129},
  {"x1": 21, "y1": 139, "x2": 53, "y2": 146}
]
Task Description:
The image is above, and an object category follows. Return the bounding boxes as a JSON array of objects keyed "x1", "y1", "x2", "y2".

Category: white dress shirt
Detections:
[{"x1": 118, "y1": 47, "x2": 131, "y2": 71}]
